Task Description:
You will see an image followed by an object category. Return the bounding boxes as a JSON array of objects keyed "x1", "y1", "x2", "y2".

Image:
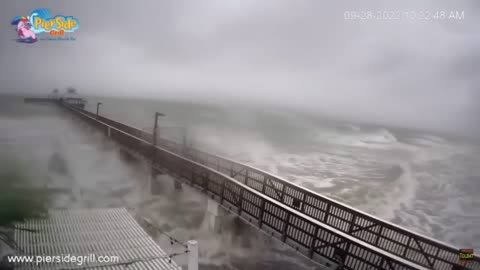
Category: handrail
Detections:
[
  {"x1": 66, "y1": 103, "x2": 479, "y2": 270},
  {"x1": 59, "y1": 102, "x2": 429, "y2": 270}
]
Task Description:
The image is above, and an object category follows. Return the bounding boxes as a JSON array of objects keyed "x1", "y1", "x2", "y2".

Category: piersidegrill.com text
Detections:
[{"x1": 7, "y1": 254, "x2": 120, "y2": 266}]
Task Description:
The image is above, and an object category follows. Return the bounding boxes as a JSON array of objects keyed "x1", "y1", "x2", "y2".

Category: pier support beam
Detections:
[
  {"x1": 187, "y1": 240, "x2": 198, "y2": 270},
  {"x1": 149, "y1": 170, "x2": 161, "y2": 195},
  {"x1": 149, "y1": 170, "x2": 182, "y2": 195},
  {"x1": 174, "y1": 180, "x2": 182, "y2": 190},
  {"x1": 206, "y1": 199, "x2": 229, "y2": 233}
]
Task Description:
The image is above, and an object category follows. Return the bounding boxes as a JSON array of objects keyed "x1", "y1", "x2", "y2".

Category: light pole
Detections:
[
  {"x1": 152, "y1": 112, "x2": 166, "y2": 163},
  {"x1": 96, "y1": 102, "x2": 102, "y2": 118},
  {"x1": 182, "y1": 127, "x2": 187, "y2": 155},
  {"x1": 152, "y1": 112, "x2": 166, "y2": 147}
]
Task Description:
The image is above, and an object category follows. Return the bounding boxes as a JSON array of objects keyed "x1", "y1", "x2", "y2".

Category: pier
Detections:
[{"x1": 14, "y1": 98, "x2": 480, "y2": 270}]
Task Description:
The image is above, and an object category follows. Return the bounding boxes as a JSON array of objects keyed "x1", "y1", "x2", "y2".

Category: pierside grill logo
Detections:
[{"x1": 11, "y1": 8, "x2": 79, "y2": 43}]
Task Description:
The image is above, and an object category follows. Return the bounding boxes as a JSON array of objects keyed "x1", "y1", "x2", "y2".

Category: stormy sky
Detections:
[{"x1": 0, "y1": 0, "x2": 479, "y2": 136}]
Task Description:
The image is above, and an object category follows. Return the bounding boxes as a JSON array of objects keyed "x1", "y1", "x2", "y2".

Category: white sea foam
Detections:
[{"x1": 317, "y1": 127, "x2": 398, "y2": 149}]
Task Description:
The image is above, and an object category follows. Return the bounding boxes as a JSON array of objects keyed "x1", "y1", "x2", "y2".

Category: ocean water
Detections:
[{"x1": 1, "y1": 95, "x2": 479, "y2": 269}]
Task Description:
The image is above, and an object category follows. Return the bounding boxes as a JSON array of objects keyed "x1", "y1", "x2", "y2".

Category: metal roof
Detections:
[{"x1": 13, "y1": 208, "x2": 181, "y2": 270}]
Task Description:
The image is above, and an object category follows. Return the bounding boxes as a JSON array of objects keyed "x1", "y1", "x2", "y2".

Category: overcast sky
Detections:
[{"x1": 0, "y1": 1, "x2": 479, "y2": 135}]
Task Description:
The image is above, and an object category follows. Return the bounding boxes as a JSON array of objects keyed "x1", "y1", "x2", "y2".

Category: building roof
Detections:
[{"x1": 12, "y1": 208, "x2": 181, "y2": 270}]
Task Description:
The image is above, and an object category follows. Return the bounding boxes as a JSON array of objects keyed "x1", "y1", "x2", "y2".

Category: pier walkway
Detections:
[{"x1": 10, "y1": 208, "x2": 186, "y2": 270}]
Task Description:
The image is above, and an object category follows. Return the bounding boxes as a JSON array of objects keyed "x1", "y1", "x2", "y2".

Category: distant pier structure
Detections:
[
  {"x1": 24, "y1": 87, "x2": 87, "y2": 109},
  {"x1": 24, "y1": 91, "x2": 87, "y2": 109}
]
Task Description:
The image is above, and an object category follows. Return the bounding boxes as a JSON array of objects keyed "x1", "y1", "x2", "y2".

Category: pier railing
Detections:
[
  {"x1": 64, "y1": 103, "x2": 479, "y2": 270},
  {"x1": 60, "y1": 102, "x2": 429, "y2": 270}
]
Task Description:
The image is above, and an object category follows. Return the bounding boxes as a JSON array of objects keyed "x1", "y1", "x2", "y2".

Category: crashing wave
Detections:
[
  {"x1": 322, "y1": 128, "x2": 398, "y2": 147},
  {"x1": 360, "y1": 128, "x2": 398, "y2": 144}
]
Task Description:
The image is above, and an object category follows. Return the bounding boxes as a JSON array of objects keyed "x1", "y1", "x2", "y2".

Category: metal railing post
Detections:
[
  {"x1": 282, "y1": 212, "x2": 291, "y2": 242},
  {"x1": 309, "y1": 226, "x2": 320, "y2": 258},
  {"x1": 258, "y1": 199, "x2": 266, "y2": 228},
  {"x1": 237, "y1": 188, "x2": 244, "y2": 215}
]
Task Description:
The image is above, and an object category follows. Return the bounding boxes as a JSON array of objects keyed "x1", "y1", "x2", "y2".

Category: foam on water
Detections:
[
  {"x1": 314, "y1": 127, "x2": 399, "y2": 150},
  {"x1": 190, "y1": 123, "x2": 480, "y2": 249}
]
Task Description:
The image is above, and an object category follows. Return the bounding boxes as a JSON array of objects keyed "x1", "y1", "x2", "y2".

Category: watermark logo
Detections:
[
  {"x1": 459, "y1": 249, "x2": 474, "y2": 266},
  {"x1": 10, "y1": 8, "x2": 79, "y2": 43}
]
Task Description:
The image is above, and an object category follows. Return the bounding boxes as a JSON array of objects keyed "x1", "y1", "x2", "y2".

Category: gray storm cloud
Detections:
[{"x1": 0, "y1": 0, "x2": 479, "y2": 136}]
